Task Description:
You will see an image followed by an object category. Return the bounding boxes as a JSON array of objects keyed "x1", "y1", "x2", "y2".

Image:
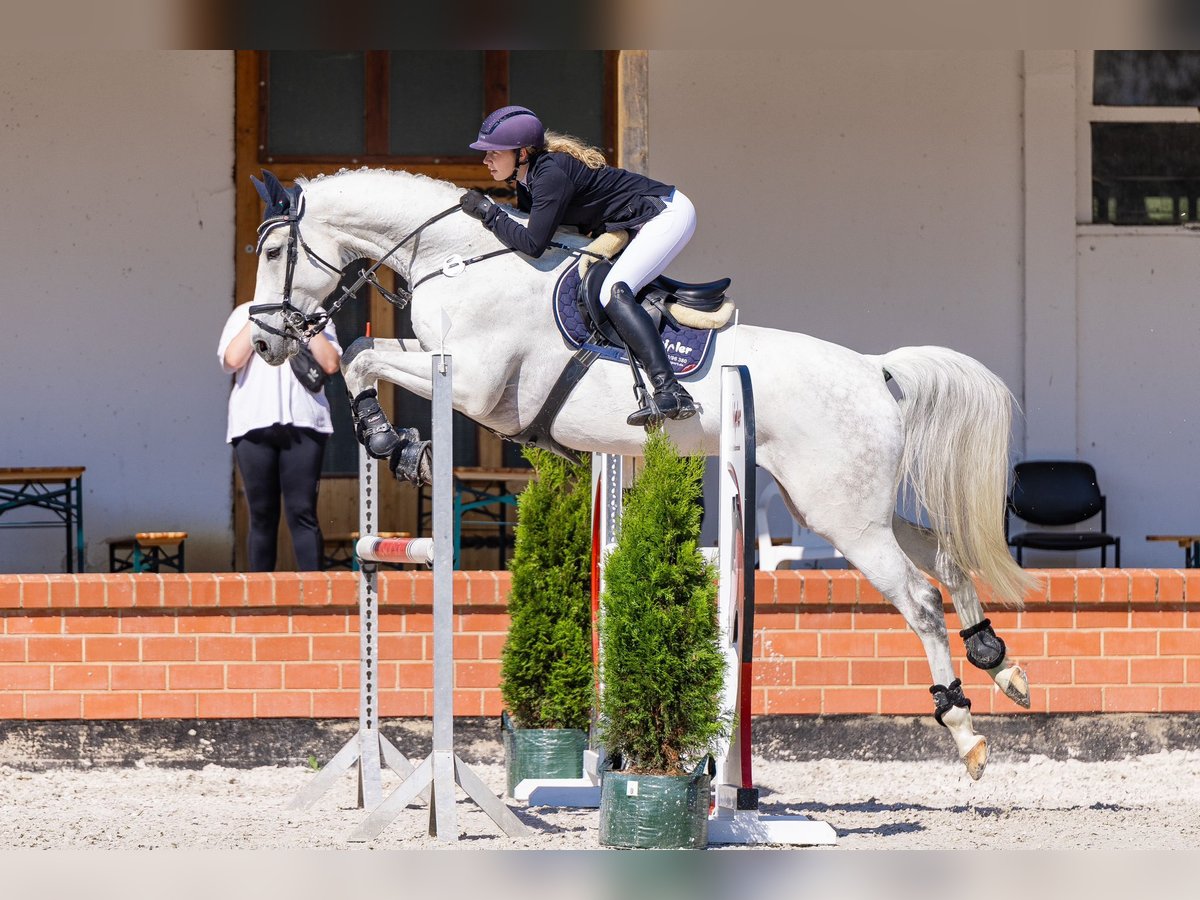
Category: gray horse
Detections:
[{"x1": 248, "y1": 167, "x2": 1038, "y2": 779}]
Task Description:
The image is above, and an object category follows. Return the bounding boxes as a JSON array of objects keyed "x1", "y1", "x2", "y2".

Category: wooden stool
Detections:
[
  {"x1": 323, "y1": 530, "x2": 410, "y2": 570},
  {"x1": 107, "y1": 531, "x2": 187, "y2": 573}
]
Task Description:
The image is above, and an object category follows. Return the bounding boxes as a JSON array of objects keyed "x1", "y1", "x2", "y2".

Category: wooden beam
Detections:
[
  {"x1": 617, "y1": 51, "x2": 649, "y2": 174},
  {"x1": 365, "y1": 52, "x2": 390, "y2": 156},
  {"x1": 235, "y1": 51, "x2": 264, "y2": 312},
  {"x1": 484, "y1": 51, "x2": 509, "y2": 116}
]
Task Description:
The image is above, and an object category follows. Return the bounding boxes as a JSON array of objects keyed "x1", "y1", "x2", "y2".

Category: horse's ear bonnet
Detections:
[
  {"x1": 252, "y1": 170, "x2": 305, "y2": 253},
  {"x1": 251, "y1": 169, "x2": 303, "y2": 223}
]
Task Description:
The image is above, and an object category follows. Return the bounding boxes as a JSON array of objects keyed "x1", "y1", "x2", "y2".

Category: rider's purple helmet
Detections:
[{"x1": 469, "y1": 106, "x2": 545, "y2": 152}]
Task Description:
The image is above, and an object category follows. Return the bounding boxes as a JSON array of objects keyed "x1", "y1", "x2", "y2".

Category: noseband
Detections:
[{"x1": 249, "y1": 192, "x2": 464, "y2": 344}]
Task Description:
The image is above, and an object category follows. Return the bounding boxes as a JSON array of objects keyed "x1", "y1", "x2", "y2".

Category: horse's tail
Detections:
[{"x1": 879, "y1": 345, "x2": 1037, "y2": 607}]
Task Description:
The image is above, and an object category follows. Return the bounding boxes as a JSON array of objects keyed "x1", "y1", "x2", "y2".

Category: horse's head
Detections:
[{"x1": 248, "y1": 170, "x2": 344, "y2": 365}]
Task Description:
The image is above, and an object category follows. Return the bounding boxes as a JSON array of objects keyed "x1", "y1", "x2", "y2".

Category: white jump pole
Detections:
[
  {"x1": 708, "y1": 364, "x2": 836, "y2": 846},
  {"x1": 287, "y1": 398, "x2": 419, "y2": 811},
  {"x1": 349, "y1": 355, "x2": 528, "y2": 843}
]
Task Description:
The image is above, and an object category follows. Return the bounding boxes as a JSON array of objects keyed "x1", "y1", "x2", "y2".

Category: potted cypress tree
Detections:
[
  {"x1": 499, "y1": 448, "x2": 594, "y2": 797},
  {"x1": 597, "y1": 429, "x2": 729, "y2": 849}
]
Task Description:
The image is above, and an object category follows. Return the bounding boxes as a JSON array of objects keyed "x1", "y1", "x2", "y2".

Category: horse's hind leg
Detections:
[
  {"x1": 820, "y1": 523, "x2": 990, "y2": 780},
  {"x1": 892, "y1": 516, "x2": 1031, "y2": 709}
]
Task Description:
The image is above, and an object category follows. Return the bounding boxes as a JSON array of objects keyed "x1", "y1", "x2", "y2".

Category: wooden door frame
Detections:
[{"x1": 231, "y1": 50, "x2": 648, "y2": 569}]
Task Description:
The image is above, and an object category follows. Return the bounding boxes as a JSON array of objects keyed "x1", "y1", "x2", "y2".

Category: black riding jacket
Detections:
[{"x1": 481, "y1": 151, "x2": 675, "y2": 258}]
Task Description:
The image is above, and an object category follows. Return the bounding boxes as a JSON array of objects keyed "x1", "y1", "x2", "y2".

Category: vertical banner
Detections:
[
  {"x1": 714, "y1": 365, "x2": 757, "y2": 809},
  {"x1": 590, "y1": 453, "x2": 625, "y2": 675}
]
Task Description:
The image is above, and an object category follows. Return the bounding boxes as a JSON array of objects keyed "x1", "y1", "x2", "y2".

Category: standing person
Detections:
[
  {"x1": 459, "y1": 105, "x2": 698, "y2": 427},
  {"x1": 218, "y1": 302, "x2": 341, "y2": 571}
]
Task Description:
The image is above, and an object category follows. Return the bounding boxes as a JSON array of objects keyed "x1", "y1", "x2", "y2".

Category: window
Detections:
[
  {"x1": 1085, "y1": 51, "x2": 1200, "y2": 225},
  {"x1": 261, "y1": 51, "x2": 615, "y2": 164}
]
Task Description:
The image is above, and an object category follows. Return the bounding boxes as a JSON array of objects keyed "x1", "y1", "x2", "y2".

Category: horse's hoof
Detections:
[
  {"x1": 415, "y1": 443, "x2": 433, "y2": 485},
  {"x1": 388, "y1": 439, "x2": 432, "y2": 486},
  {"x1": 993, "y1": 663, "x2": 1031, "y2": 709},
  {"x1": 963, "y1": 736, "x2": 988, "y2": 781}
]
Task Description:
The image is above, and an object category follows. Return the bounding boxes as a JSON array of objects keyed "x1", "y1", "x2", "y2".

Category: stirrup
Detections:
[
  {"x1": 654, "y1": 384, "x2": 697, "y2": 421},
  {"x1": 626, "y1": 400, "x2": 664, "y2": 428}
]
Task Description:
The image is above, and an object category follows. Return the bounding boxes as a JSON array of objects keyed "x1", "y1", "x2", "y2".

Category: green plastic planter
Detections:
[
  {"x1": 501, "y1": 712, "x2": 588, "y2": 798},
  {"x1": 598, "y1": 770, "x2": 711, "y2": 849}
]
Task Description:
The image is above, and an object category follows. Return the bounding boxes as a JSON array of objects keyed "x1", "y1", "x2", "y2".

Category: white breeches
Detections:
[{"x1": 599, "y1": 189, "x2": 697, "y2": 306}]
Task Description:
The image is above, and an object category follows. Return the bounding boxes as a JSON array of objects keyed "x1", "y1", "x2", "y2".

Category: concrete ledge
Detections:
[{"x1": 2, "y1": 713, "x2": 1198, "y2": 770}]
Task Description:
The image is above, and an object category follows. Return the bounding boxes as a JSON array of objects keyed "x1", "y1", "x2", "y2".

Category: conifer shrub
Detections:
[
  {"x1": 598, "y1": 429, "x2": 728, "y2": 775},
  {"x1": 500, "y1": 448, "x2": 594, "y2": 731}
]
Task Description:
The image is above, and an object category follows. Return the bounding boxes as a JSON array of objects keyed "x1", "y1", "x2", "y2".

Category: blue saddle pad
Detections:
[{"x1": 551, "y1": 264, "x2": 715, "y2": 376}]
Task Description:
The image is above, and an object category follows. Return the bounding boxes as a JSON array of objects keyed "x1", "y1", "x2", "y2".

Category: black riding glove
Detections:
[{"x1": 459, "y1": 189, "x2": 494, "y2": 221}]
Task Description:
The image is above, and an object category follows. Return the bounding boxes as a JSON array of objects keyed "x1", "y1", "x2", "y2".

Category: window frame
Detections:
[
  {"x1": 1076, "y1": 52, "x2": 1200, "y2": 226},
  {"x1": 258, "y1": 50, "x2": 619, "y2": 166}
]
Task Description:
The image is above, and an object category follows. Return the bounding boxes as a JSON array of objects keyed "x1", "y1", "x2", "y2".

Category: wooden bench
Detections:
[
  {"x1": 1145, "y1": 534, "x2": 1200, "y2": 568},
  {"x1": 106, "y1": 531, "x2": 187, "y2": 573},
  {"x1": 323, "y1": 531, "x2": 410, "y2": 570}
]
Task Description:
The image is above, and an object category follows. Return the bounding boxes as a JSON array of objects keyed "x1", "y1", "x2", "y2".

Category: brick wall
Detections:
[{"x1": 1, "y1": 570, "x2": 1197, "y2": 719}]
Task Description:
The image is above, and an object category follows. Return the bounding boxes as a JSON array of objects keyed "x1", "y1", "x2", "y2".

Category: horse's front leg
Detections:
[
  {"x1": 341, "y1": 337, "x2": 508, "y2": 485},
  {"x1": 338, "y1": 337, "x2": 431, "y2": 484}
]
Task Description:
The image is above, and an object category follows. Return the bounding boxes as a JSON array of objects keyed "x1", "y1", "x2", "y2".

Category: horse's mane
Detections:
[{"x1": 297, "y1": 166, "x2": 457, "y2": 195}]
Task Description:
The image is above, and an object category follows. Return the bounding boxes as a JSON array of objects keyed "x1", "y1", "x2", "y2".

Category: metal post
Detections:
[
  {"x1": 350, "y1": 356, "x2": 528, "y2": 842},
  {"x1": 74, "y1": 474, "x2": 84, "y2": 573},
  {"x1": 287, "y1": 383, "x2": 417, "y2": 812}
]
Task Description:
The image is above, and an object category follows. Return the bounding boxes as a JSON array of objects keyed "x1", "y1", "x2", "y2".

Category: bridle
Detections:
[
  {"x1": 248, "y1": 192, "x2": 463, "y2": 344},
  {"x1": 248, "y1": 183, "x2": 608, "y2": 345}
]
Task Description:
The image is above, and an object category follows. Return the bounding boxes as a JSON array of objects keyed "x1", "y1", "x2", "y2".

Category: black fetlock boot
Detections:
[{"x1": 605, "y1": 282, "x2": 697, "y2": 427}]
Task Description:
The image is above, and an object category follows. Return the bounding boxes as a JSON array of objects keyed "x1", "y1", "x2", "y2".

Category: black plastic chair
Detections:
[{"x1": 1006, "y1": 461, "x2": 1120, "y2": 567}]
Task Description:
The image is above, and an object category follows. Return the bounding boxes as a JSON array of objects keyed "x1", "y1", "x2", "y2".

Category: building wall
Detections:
[
  {"x1": 652, "y1": 50, "x2": 1199, "y2": 567},
  {"x1": 2, "y1": 571, "x2": 1197, "y2": 719},
  {"x1": 1, "y1": 50, "x2": 1196, "y2": 573},
  {"x1": 1076, "y1": 231, "x2": 1200, "y2": 565},
  {"x1": 1, "y1": 51, "x2": 235, "y2": 573},
  {"x1": 648, "y1": 50, "x2": 1025, "y2": 389}
]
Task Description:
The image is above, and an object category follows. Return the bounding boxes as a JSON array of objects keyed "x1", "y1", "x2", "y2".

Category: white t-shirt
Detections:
[{"x1": 218, "y1": 302, "x2": 342, "y2": 443}]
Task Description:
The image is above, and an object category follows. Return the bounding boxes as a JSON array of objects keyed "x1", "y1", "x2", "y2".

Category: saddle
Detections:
[
  {"x1": 510, "y1": 253, "x2": 732, "y2": 457},
  {"x1": 577, "y1": 260, "x2": 733, "y2": 346}
]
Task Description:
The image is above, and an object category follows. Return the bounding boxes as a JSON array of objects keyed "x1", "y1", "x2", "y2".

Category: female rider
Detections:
[{"x1": 459, "y1": 105, "x2": 697, "y2": 427}]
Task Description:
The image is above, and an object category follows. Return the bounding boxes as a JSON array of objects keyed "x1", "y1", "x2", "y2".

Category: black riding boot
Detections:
[{"x1": 605, "y1": 282, "x2": 697, "y2": 427}]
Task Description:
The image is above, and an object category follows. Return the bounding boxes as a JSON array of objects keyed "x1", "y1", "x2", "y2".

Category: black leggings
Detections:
[{"x1": 233, "y1": 424, "x2": 328, "y2": 571}]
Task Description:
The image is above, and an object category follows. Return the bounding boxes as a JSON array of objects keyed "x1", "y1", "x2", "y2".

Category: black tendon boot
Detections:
[
  {"x1": 604, "y1": 282, "x2": 697, "y2": 427},
  {"x1": 350, "y1": 389, "x2": 433, "y2": 484},
  {"x1": 350, "y1": 388, "x2": 403, "y2": 458}
]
